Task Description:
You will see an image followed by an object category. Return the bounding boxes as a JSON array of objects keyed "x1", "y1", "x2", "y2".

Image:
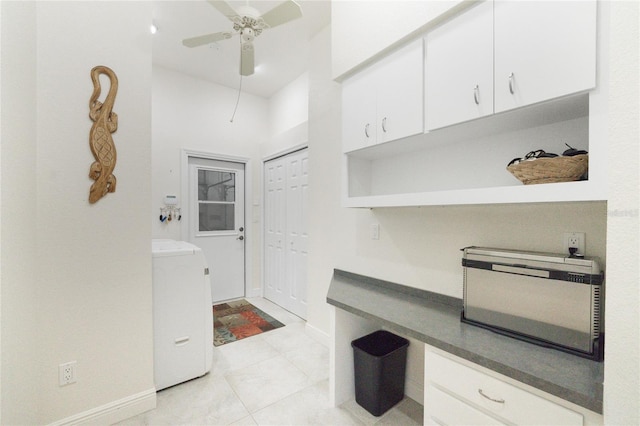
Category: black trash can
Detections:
[{"x1": 351, "y1": 330, "x2": 410, "y2": 416}]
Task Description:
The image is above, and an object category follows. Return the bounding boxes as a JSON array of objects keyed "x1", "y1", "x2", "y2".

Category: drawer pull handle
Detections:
[
  {"x1": 478, "y1": 389, "x2": 505, "y2": 404},
  {"x1": 473, "y1": 85, "x2": 480, "y2": 105},
  {"x1": 174, "y1": 336, "x2": 190, "y2": 346},
  {"x1": 364, "y1": 123, "x2": 370, "y2": 138}
]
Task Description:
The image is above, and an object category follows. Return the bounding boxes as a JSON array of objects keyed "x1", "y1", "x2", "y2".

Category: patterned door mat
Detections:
[{"x1": 213, "y1": 299, "x2": 285, "y2": 346}]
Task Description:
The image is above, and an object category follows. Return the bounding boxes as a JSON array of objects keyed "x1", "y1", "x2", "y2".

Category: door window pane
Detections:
[
  {"x1": 198, "y1": 170, "x2": 235, "y2": 202},
  {"x1": 199, "y1": 203, "x2": 235, "y2": 231}
]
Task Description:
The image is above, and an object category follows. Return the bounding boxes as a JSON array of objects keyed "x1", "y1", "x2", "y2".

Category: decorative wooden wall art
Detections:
[{"x1": 88, "y1": 65, "x2": 119, "y2": 204}]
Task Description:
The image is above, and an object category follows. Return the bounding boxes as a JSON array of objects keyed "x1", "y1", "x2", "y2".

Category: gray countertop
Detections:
[{"x1": 326, "y1": 269, "x2": 604, "y2": 414}]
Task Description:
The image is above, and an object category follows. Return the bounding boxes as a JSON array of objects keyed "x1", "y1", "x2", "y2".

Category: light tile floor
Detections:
[{"x1": 117, "y1": 297, "x2": 423, "y2": 425}]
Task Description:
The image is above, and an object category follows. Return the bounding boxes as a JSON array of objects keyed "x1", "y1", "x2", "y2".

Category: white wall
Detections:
[
  {"x1": 0, "y1": 3, "x2": 3, "y2": 422},
  {"x1": 152, "y1": 66, "x2": 269, "y2": 296},
  {"x1": 1, "y1": 2, "x2": 39, "y2": 423},
  {"x1": 602, "y1": 1, "x2": 639, "y2": 424},
  {"x1": 307, "y1": 26, "x2": 353, "y2": 335},
  {"x1": 261, "y1": 72, "x2": 309, "y2": 161},
  {"x1": 1, "y1": 1, "x2": 155, "y2": 424},
  {"x1": 268, "y1": 72, "x2": 308, "y2": 138}
]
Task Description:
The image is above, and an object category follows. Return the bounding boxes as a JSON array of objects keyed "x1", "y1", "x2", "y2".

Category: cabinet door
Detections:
[
  {"x1": 425, "y1": 1, "x2": 493, "y2": 130},
  {"x1": 494, "y1": 0, "x2": 597, "y2": 113},
  {"x1": 376, "y1": 38, "x2": 424, "y2": 143},
  {"x1": 342, "y1": 68, "x2": 377, "y2": 153}
]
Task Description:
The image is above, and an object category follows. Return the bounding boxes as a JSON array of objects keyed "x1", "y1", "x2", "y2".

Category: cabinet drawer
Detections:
[
  {"x1": 425, "y1": 384, "x2": 504, "y2": 426},
  {"x1": 425, "y1": 351, "x2": 583, "y2": 425}
]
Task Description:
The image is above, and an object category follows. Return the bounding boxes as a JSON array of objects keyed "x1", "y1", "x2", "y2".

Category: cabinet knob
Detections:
[
  {"x1": 364, "y1": 123, "x2": 370, "y2": 138},
  {"x1": 382, "y1": 117, "x2": 387, "y2": 133},
  {"x1": 473, "y1": 85, "x2": 480, "y2": 105},
  {"x1": 508, "y1": 72, "x2": 515, "y2": 94}
]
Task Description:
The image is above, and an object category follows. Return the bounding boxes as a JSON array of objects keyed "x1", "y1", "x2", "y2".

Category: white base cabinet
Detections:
[
  {"x1": 424, "y1": 347, "x2": 603, "y2": 426},
  {"x1": 426, "y1": 384, "x2": 505, "y2": 426}
]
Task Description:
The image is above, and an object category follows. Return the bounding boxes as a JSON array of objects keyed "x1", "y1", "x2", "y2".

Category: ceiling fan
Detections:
[{"x1": 182, "y1": 0, "x2": 303, "y2": 77}]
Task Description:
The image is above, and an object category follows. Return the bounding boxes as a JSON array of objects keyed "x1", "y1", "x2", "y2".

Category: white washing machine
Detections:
[{"x1": 151, "y1": 239, "x2": 213, "y2": 390}]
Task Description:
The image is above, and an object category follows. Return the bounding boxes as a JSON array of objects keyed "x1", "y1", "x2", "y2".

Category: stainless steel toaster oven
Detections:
[{"x1": 461, "y1": 246, "x2": 604, "y2": 360}]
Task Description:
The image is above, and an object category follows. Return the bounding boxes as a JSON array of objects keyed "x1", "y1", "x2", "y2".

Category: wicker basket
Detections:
[{"x1": 507, "y1": 154, "x2": 588, "y2": 185}]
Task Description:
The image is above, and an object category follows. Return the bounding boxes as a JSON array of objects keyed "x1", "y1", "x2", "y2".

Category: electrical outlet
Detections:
[
  {"x1": 563, "y1": 232, "x2": 586, "y2": 256},
  {"x1": 59, "y1": 361, "x2": 77, "y2": 386},
  {"x1": 371, "y1": 223, "x2": 380, "y2": 240}
]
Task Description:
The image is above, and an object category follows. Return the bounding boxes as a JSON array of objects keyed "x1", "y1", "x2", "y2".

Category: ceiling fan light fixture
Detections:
[{"x1": 240, "y1": 27, "x2": 255, "y2": 43}]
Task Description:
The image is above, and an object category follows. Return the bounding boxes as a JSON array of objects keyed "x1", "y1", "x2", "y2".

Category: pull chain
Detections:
[{"x1": 230, "y1": 75, "x2": 243, "y2": 123}]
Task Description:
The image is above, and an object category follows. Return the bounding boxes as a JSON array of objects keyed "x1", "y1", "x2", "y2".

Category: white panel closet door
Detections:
[
  {"x1": 285, "y1": 151, "x2": 309, "y2": 318},
  {"x1": 264, "y1": 159, "x2": 286, "y2": 307},
  {"x1": 264, "y1": 149, "x2": 309, "y2": 319}
]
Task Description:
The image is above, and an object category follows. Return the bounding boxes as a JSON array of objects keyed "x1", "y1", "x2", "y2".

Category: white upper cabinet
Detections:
[
  {"x1": 342, "y1": 38, "x2": 424, "y2": 153},
  {"x1": 426, "y1": 1, "x2": 494, "y2": 130},
  {"x1": 340, "y1": 0, "x2": 606, "y2": 208},
  {"x1": 342, "y1": 68, "x2": 378, "y2": 153},
  {"x1": 494, "y1": 1, "x2": 597, "y2": 113},
  {"x1": 426, "y1": 0, "x2": 597, "y2": 130},
  {"x1": 376, "y1": 40, "x2": 425, "y2": 144}
]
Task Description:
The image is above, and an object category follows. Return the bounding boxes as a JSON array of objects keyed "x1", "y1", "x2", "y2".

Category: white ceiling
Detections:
[{"x1": 152, "y1": 0, "x2": 331, "y2": 99}]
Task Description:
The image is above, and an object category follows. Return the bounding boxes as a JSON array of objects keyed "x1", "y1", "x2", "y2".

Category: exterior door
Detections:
[
  {"x1": 188, "y1": 157, "x2": 245, "y2": 303},
  {"x1": 264, "y1": 149, "x2": 308, "y2": 319}
]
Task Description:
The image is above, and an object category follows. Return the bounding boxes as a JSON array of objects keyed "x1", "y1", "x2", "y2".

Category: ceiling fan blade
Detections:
[
  {"x1": 182, "y1": 31, "x2": 234, "y2": 48},
  {"x1": 261, "y1": 0, "x2": 303, "y2": 28},
  {"x1": 207, "y1": 0, "x2": 239, "y2": 20},
  {"x1": 240, "y1": 43, "x2": 255, "y2": 76}
]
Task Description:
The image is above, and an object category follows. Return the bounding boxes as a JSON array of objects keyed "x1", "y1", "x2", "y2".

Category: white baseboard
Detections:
[
  {"x1": 245, "y1": 287, "x2": 261, "y2": 299},
  {"x1": 305, "y1": 322, "x2": 330, "y2": 347},
  {"x1": 404, "y1": 378, "x2": 424, "y2": 405},
  {"x1": 49, "y1": 388, "x2": 156, "y2": 426}
]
